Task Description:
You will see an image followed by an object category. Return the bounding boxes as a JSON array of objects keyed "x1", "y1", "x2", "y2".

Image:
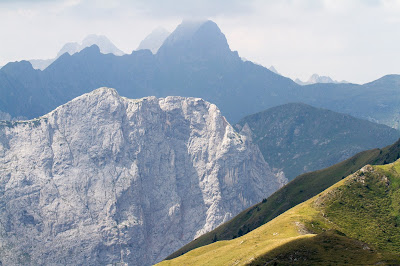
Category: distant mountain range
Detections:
[
  {"x1": 137, "y1": 27, "x2": 170, "y2": 54},
  {"x1": 29, "y1": 34, "x2": 125, "y2": 70},
  {"x1": 0, "y1": 20, "x2": 296, "y2": 123},
  {"x1": 1, "y1": 20, "x2": 400, "y2": 130},
  {"x1": 236, "y1": 103, "x2": 400, "y2": 180},
  {"x1": 295, "y1": 73, "x2": 348, "y2": 85},
  {"x1": 57, "y1": 34, "x2": 125, "y2": 57}
]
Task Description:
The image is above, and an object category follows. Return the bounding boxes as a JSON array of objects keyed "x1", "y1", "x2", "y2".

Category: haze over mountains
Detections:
[
  {"x1": 29, "y1": 35, "x2": 125, "y2": 70},
  {"x1": 295, "y1": 73, "x2": 348, "y2": 85},
  {"x1": 1, "y1": 20, "x2": 400, "y2": 130},
  {"x1": 137, "y1": 27, "x2": 170, "y2": 54},
  {"x1": 236, "y1": 103, "x2": 400, "y2": 180}
]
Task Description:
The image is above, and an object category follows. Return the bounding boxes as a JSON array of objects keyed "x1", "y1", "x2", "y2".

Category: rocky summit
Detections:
[{"x1": 0, "y1": 88, "x2": 285, "y2": 265}]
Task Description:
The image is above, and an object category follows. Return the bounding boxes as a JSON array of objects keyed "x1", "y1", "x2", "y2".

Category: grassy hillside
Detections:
[
  {"x1": 236, "y1": 103, "x2": 400, "y2": 180},
  {"x1": 165, "y1": 138, "x2": 400, "y2": 260},
  {"x1": 160, "y1": 160, "x2": 400, "y2": 265}
]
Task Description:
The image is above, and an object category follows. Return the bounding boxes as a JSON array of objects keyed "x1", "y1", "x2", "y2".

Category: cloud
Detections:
[
  {"x1": 53, "y1": 0, "x2": 255, "y2": 18},
  {"x1": 0, "y1": 0, "x2": 54, "y2": 4},
  {"x1": 0, "y1": 0, "x2": 255, "y2": 18},
  {"x1": 128, "y1": 0, "x2": 255, "y2": 17}
]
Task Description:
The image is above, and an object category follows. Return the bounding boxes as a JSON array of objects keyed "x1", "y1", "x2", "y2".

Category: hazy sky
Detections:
[{"x1": 0, "y1": 0, "x2": 399, "y2": 84}]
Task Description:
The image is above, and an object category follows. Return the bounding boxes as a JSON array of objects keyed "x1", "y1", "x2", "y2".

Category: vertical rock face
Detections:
[{"x1": 0, "y1": 88, "x2": 285, "y2": 265}]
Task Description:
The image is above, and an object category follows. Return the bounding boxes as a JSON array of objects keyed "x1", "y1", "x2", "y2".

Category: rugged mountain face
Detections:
[
  {"x1": 236, "y1": 103, "x2": 400, "y2": 180},
  {"x1": 0, "y1": 88, "x2": 284, "y2": 265}
]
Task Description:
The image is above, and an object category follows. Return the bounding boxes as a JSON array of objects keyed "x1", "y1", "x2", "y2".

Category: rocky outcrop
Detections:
[{"x1": 0, "y1": 88, "x2": 284, "y2": 265}]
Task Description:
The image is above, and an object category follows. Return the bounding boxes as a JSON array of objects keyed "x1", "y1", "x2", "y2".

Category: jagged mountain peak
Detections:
[
  {"x1": 57, "y1": 34, "x2": 124, "y2": 58},
  {"x1": 295, "y1": 73, "x2": 348, "y2": 85},
  {"x1": 309, "y1": 73, "x2": 335, "y2": 83},
  {"x1": 157, "y1": 20, "x2": 234, "y2": 60},
  {"x1": 29, "y1": 34, "x2": 125, "y2": 70}
]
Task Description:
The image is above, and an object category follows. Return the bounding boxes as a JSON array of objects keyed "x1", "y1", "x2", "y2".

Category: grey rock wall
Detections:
[{"x1": 0, "y1": 88, "x2": 285, "y2": 265}]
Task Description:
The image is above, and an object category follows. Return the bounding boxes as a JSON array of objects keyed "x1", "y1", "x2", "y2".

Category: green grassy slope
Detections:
[
  {"x1": 160, "y1": 160, "x2": 400, "y2": 265},
  {"x1": 236, "y1": 103, "x2": 400, "y2": 180},
  {"x1": 165, "y1": 138, "x2": 400, "y2": 260}
]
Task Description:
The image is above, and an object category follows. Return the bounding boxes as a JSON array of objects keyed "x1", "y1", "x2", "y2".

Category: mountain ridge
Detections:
[
  {"x1": 28, "y1": 34, "x2": 125, "y2": 70},
  {"x1": 236, "y1": 102, "x2": 400, "y2": 180},
  {"x1": 295, "y1": 73, "x2": 348, "y2": 85},
  {"x1": 0, "y1": 20, "x2": 399, "y2": 129}
]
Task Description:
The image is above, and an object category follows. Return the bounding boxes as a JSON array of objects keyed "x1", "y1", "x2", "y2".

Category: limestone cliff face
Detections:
[{"x1": 0, "y1": 88, "x2": 285, "y2": 265}]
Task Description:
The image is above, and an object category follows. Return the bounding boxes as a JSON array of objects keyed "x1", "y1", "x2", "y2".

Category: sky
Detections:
[{"x1": 0, "y1": 0, "x2": 399, "y2": 84}]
